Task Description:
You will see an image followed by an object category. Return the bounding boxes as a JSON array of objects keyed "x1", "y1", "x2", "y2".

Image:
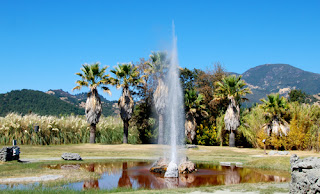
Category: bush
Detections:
[
  {"x1": 196, "y1": 124, "x2": 217, "y2": 145},
  {"x1": 239, "y1": 107, "x2": 266, "y2": 148},
  {"x1": 239, "y1": 102, "x2": 320, "y2": 151}
]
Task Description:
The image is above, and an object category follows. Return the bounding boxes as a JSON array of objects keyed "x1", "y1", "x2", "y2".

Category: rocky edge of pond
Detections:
[
  {"x1": 150, "y1": 157, "x2": 196, "y2": 174},
  {"x1": 290, "y1": 154, "x2": 320, "y2": 193}
]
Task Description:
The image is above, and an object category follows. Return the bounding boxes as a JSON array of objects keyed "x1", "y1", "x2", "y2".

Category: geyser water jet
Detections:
[{"x1": 164, "y1": 23, "x2": 185, "y2": 178}]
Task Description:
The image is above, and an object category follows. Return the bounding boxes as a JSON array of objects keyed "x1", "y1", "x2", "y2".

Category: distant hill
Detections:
[
  {"x1": 241, "y1": 64, "x2": 320, "y2": 105},
  {"x1": 0, "y1": 89, "x2": 119, "y2": 117},
  {"x1": 47, "y1": 89, "x2": 119, "y2": 116},
  {"x1": 0, "y1": 89, "x2": 84, "y2": 116}
]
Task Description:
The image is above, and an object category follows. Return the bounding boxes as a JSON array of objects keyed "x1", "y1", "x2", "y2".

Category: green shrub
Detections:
[{"x1": 196, "y1": 124, "x2": 218, "y2": 145}]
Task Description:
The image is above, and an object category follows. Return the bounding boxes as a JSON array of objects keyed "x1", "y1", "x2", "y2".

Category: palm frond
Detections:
[
  {"x1": 72, "y1": 85, "x2": 82, "y2": 91},
  {"x1": 73, "y1": 62, "x2": 111, "y2": 96}
]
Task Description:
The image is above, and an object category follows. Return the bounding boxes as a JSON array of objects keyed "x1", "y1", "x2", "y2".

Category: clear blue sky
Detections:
[{"x1": 1, "y1": 0, "x2": 319, "y2": 100}]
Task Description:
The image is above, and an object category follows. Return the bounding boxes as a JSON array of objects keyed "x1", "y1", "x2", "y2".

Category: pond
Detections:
[{"x1": 0, "y1": 161, "x2": 290, "y2": 190}]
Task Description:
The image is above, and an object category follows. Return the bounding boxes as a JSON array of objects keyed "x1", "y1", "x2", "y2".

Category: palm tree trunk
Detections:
[
  {"x1": 123, "y1": 120, "x2": 129, "y2": 144},
  {"x1": 158, "y1": 114, "x2": 164, "y2": 144},
  {"x1": 220, "y1": 130, "x2": 224, "y2": 146},
  {"x1": 229, "y1": 130, "x2": 235, "y2": 147},
  {"x1": 90, "y1": 124, "x2": 96, "y2": 144}
]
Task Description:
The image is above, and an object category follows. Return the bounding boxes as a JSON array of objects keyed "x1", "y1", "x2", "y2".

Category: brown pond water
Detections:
[{"x1": 41, "y1": 161, "x2": 290, "y2": 190}]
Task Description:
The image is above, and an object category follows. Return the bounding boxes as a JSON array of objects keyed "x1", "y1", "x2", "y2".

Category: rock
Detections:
[
  {"x1": 0, "y1": 146, "x2": 20, "y2": 162},
  {"x1": 186, "y1": 144, "x2": 198, "y2": 149},
  {"x1": 268, "y1": 150, "x2": 290, "y2": 156},
  {"x1": 290, "y1": 154, "x2": 299, "y2": 165},
  {"x1": 220, "y1": 162, "x2": 243, "y2": 167},
  {"x1": 220, "y1": 162, "x2": 232, "y2": 166},
  {"x1": 150, "y1": 157, "x2": 197, "y2": 175},
  {"x1": 164, "y1": 161, "x2": 179, "y2": 178},
  {"x1": 290, "y1": 154, "x2": 320, "y2": 193},
  {"x1": 61, "y1": 153, "x2": 82, "y2": 161},
  {"x1": 178, "y1": 157, "x2": 196, "y2": 174},
  {"x1": 268, "y1": 150, "x2": 277, "y2": 155},
  {"x1": 278, "y1": 151, "x2": 289, "y2": 155},
  {"x1": 150, "y1": 157, "x2": 169, "y2": 173}
]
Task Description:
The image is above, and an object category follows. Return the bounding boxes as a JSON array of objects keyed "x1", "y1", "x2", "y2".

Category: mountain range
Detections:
[
  {"x1": 240, "y1": 64, "x2": 320, "y2": 104},
  {"x1": 0, "y1": 64, "x2": 319, "y2": 116}
]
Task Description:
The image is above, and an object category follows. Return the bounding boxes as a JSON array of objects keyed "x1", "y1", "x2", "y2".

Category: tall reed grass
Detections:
[{"x1": 0, "y1": 113, "x2": 139, "y2": 145}]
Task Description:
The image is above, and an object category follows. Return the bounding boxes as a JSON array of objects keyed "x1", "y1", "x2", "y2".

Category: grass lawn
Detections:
[{"x1": 0, "y1": 144, "x2": 319, "y2": 193}]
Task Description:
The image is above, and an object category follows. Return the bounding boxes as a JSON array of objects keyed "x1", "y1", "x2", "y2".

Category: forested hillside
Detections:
[
  {"x1": 0, "y1": 89, "x2": 118, "y2": 117},
  {"x1": 0, "y1": 89, "x2": 84, "y2": 116},
  {"x1": 47, "y1": 89, "x2": 118, "y2": 116}
]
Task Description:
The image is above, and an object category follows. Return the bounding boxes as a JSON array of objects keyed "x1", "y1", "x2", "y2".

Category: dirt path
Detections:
[
  {"x1": 0, "y1": 175, "x2": 63, "y2": 183},
  {"x1": 19, "y1": 156, "x2": 158, "y2": 163}
]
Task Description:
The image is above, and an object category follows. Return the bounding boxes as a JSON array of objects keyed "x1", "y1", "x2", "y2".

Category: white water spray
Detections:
[{"x1": 164, "y1": 23, "x2": 185, "y2": 177}]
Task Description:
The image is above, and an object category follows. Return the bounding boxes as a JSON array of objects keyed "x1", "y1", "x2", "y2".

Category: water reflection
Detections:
[
  {"x1": 224, "y1": 165, "x2": 240, "y2": 185},
  {"x1": 118, "y1": 162, "x2": 132, "y2": 188},
  {"x1": 43, "y1": 161, "x2": 289, "y2": 190},
  {"x1": 83, "y1": 164, "x2": 99, "y2": 190}
]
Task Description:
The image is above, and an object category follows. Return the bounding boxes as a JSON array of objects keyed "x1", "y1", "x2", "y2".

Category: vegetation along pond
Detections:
[{"x1": 0, "y1": 161, "x2": 290, "y2": 191}]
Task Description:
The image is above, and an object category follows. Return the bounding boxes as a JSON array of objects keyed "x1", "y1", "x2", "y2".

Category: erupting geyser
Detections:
[
  {"x1": 150, "y1": 23, "x2": 196, "y2": 178},
  {"x1": 163, "y1": 23, "x2": 185, "y2": 178}
]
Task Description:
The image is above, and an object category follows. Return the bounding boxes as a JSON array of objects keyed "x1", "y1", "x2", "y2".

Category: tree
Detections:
[
  {"x1": 289, "y1": 89, "x2": 307, "y2": 103},
  {"x1": 110, "y1": 63, "x2": 143, "y2": 144},
  {"x1": 214, "y1": 75, "x2": 252, "y2": 147},
  {"x1": 288, "y1": 89, "x2": 316, "y2": 104},
  {"x1": 184, "y1": 89, "x2": 208, "y2": 144},
  {"x1": 148, "y1": 51, "x2": 168, "y2": 144},
  {"x1": 260, "y1": 93, "x2": 290, "y2": 136},
  {"x1": 131, "y1": 58, "x2": 156, "y2": 144},
  {"x1": 195, "y1": 63, "x2": 229, "y2": 124},
  {"x1": 72, "y1": 62, "x2": 111, "y2": 143},
  {"x1": 180, "y1": 67, "x2": 196, "y2": 92}
]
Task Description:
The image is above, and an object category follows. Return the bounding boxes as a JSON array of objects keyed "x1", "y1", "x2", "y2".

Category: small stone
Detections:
[
  {"x1": 220, "y1": 162, "x2": 231, "y2": 166},
  {"x1": 268, "y1": 150, "x2": 277, "y2": 155},
  {"x1": 278, "y1": 151, "x2": 289, "y2": 155},
  {"x1": 186, "y1": 144, "x2": 198, "y2": 149},
  {"x1": 61, "y1": 153, "x2": 82, "y2": 161}
]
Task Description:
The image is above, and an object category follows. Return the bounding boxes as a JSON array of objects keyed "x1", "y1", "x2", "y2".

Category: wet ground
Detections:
[{"x1": 0, "y1": 161, "x2": 290, "y2": 190}]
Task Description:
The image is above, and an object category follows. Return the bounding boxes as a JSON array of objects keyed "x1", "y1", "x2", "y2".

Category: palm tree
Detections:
[
  {"x1": 148, "y1": 51, "x2": 168, "y2": 144},
  {"x1": 260, "y1": 93, "x2": 289, "y2": 136},
  {"x1": 184, "y1": 89, "x2": 208, "y2": 144},
  {"x1": 214, "y1": 75, "x2": 251, "y2": 147},
  {"x1": 110, "y1": 63, "x2": 143, "y2": 144},
  {"x1": 73, "y1": 62, "x2": 111, "y2": 143}
]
